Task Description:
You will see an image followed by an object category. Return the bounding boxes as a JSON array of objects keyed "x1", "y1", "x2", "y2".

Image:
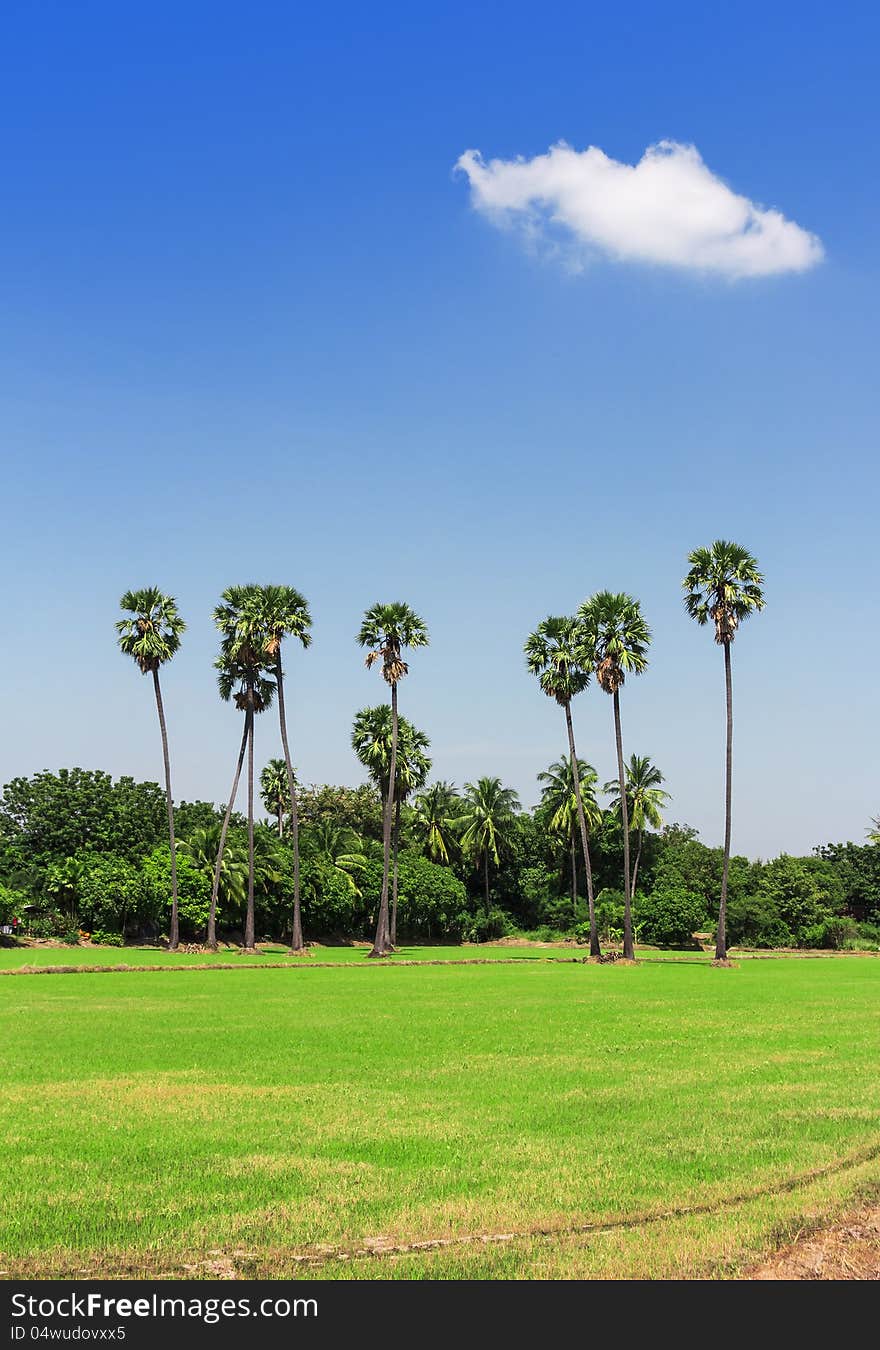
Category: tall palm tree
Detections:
[
  {"x1": 249, "y1": 585, "x2": 312, "y2": 954},
  {"x1": 459, "y1": 777, "x2": 521, "y2": 915},
  {"x1": 351, "y1": 705, "x2": 431, "y2": 946},
  {"x1": 410, "y1": 781, "x2": 462, "y2": 864},
  {"x1": 116, "y1": 588, "x2": 186, "y2": 951},
  {"x1": 683, "y1": 541, "x2": 765, "y2": 962},
  {"x1": 211, "y1": 587, "x2": 275, "y2": 952},
  {"x1": 525, "y1": 616, "x2": 602, "y2": 956},
  {"x1": 537, "y1": 755, "x2": 601, "y2": 916},
  {"x1": 577, "y1": 592, "x2": 651, "y2": 960},
  {"x1": 356, "y1": 603, "x2": 429, "y2": 957},
  {"x1": 260, "y1": 758, "x2": 293, "y2": 838},
  {"x1": 604, "y1": 754, "x2": 670, "y2": 897}
]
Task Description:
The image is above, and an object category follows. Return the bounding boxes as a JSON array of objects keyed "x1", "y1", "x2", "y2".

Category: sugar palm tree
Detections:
[
  {"x1": 260, "y1": 758, "x2": 293, "y2": 838},
  {"x1": 351, "y1": 704, "x2": 431, "y2": 946},
  {"x1": 868, "y1": 817, "x2": 880, "y2": 846},
  {"x1": 604, "y1": 754, "x2": 670, "y2": 897},
  {"x1": 211, "y1": 587, "x2": 275, "y2": 952},
  {"x1": 356, "y1": 603, "x2": 429, "y2": 957},
  {"x1": 410, "y1": 782, "x2": 462, "y2": 864},
  {"x1": 116, "y1": 588, "x2": 186, "y2": 951},
  {"x1": 577, "y1": 592, "x2": 650, "y2": 960},
  {"x1": 248, "y1": 585, "x2": 312, "y2": 953},
  {"x1": 537, "y1": 755, "x2": 601, "y2": 915},
  {"x1": 683, "y1": 541, "x2": 765, "y2": 962},
  {"x1": 459, "y1": 777, "x2": 521, "y2": 915},
  {"x1": 525, "y1": 616, "x2": 602, "y2": 956}
]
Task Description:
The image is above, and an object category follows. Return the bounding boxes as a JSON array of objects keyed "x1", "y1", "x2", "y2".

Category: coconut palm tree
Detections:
[
  {"x1": 459, "y1": 777, "x2": 521, "y2": 915},
  {"x1": 211, "y1": 587, "x2": 275, "y2": 952},
  {"x1": 525, "y1": 616, "x2": 602, "y2": 956},
  {"x1": 260, "y1": 758, "x2": 292, "y2": 838},
  {"x1": 410, "y1": 782, "x2": 462, "y2": 864},
  {"x1": 683, "y1": 541, "x2": 765, "y2": 962},
  {"x1": 537, "y1": 755, "x2": 601, "y2": 916},
  {"x1": 178, "y1": 825, "x2": 248, "y2": 929},
  {"x1": 351, "y1": 705, "x2": 431, "y2": 946},
  {"x1": 604, "y1": 754, "x2": 670, "y2": 897},
  {"x1": 305, "y1": 820, "x2": 368, "y2": 896},
  {"x1": 356, "y1": 603, "x2": 429, "y2": 957},
  {"x1": 577, "y1": 592, "x2": 651, "y2": 961},
  {"x1": 116, "y1": 588, "x2": 186, "y2": 951},
  {"x1": 248, "y1": 585, "x2": 312, "y2": 954}
]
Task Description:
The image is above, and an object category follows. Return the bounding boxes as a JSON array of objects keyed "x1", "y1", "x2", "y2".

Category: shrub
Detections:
[
  {"x1": 634, "y1": 885, "x2": 708, "y2": 948},
  {"x1": 458, "y1": 909, "x2": 511, "y2": 943},
  {"x1": 90, "y1": 929, "x2": 125, "y2": 947},
  {"x1": 799, "y1": 916, "x2": 858, "y2": 950}
]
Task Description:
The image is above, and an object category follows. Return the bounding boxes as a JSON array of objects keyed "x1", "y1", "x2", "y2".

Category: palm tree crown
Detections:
[
  {"x1": 539, "y1": 756, "x2": 601, "y2": 838},
  {"x1": 351, "y1": 706, "x2": 431, "y2": 799},
  {"x1": 116, "y1": 588, "x2": 185, "y2": 672},
  {"x1": 683, "y1": 541, "x2": 765, "y2": 644},
  {"x1": 577, "y1": 591, "x2": 650, "y2": 692},
  {"x1": 605, "y1": 755, "x2": 670, "y2": 833},
  {"x1": 410, "y1": 782, "x2": 462, "y2": 864},
  {"x1": 252, "y1": 584, "x2": 312, "y2": 658},
  {"x1": 459, "y1": 777, "x2": 521, "y2": 869},
  {"x1": 356, "y1": 601, "x2": 429, "y2": 683},
  {"x1": 260, "y1": 758, "x2": 292, "y2": 826},
  {"x1": 524, "y1": 616, "x2": 591, "y2": 705}
]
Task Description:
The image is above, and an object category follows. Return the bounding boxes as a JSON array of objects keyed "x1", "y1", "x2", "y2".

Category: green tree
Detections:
[
  {"x1": 867, "y1": 817, "x2": 880, "y2": 846},
  {"x1": 537, "y1": 755, "x2": 601, "y2": 918},
  {"x1": 116, "y1": 589, "x2": 186, "y2": 950},
  {"x1": 141, "y1": 845, "x2": 212, "y2": 935},
  {"x1": 303, "y1": 820, "x2": 368, "y2": 896},
  {"x1": 260, "y1": 758, "x2": 293, "y2": 837},
  {"x1": 577, "y1": 592, "x2": 651, "y2": 960},
  {"x1": 249, "y1": 585, "x2": 312, "y2": 954},
  {"x1": 683, "y1": 541, "x2": 765, "y2": 962},
  {"x1": 211, "y1": 587, "x2": 276, "y2": 951},
  {"x1": 459, "y1": 777, "x2": 521, "y2": 915},
  {"x1": 604, "y1": 754, "x2": 671, "y2": 898},
  {"x1": 351, "y1": 704, "x2": 431, "y2": 946},
  {"x1": 525, "y1": 616, "x2": 602, "y2": 956},
  {"x1": 356, "y1": 603, "x2": 429, "y2": 957},
  {"x1": 410, "y1": 781, "x2": 462, "y2": 864}
]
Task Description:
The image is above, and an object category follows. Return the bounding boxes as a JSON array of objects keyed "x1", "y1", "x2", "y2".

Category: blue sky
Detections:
[{"x1": 1, "y1": 1, "x2": 877, "y2": 857}]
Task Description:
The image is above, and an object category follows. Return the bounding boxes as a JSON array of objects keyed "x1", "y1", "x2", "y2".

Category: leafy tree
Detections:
[
  {"x1": 358, "y1": 851, "x2": 467, "y2": 942},
  {"x1": 296, "y1": 783, "x2": 384, "y2": 841},
  {"x1": 142, "y1": 845, "x2": 212, "y2": 935},
  {"x1": 174, "y1": 800, "x2": 222, "y2": 838},
  {"x1": 577, "y1": 591, "x2": 651, "y2": 960},
  {"x1": 116, "y1": 588, "x2": 186, "y2": 949},
  {"x1": 248, "y1": 585, "x2": 312, "y2": 953},
  {"x1": 410, "y1": 782, "x2": 462, "y2": 864},
  {"x1": 525, "y1": 616, "x2": 602, "y2": 956},
  {"x1": 537, "y1": 754, "x2": 601, "y2": 918},
  {"x1": 45, "y1": 855, "x2": 88, "y2": 921},
  {"x1": 76, "y1": 853, "x2": 145, "y2": 935},
  {"x1": 604, "y1": 754, "x2": 670, "y2": 897},
  {"x1": 459, "y1": 777, "x2": 521, "y2": 915},
  {"x1": 0, "y1": 770, "x2": 167, "y2": 871},
  {"x1": 814, "y1": 840, "x2": 880, "y2": 923},
  {"x1": 683, "y1": 541, "x2": 765, "y2": 961},
  {"x1": 634, "y1": 883, "x2": 707, "y2": 948},
  {"x1": 351, "y1": 704, "x2": 431, "y2": 946},
  {"x1": 260, "y1": 758, "x2": 293, "y2": 837},
  {"x1": 356, "y1": 602, "x2": 429, "y2": 957},
  {"x1": 212, "y1": 587, "x2": 276, "y2": 951}
]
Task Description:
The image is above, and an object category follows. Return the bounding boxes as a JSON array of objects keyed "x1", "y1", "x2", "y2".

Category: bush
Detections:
[
  {"x1": 458, "y1": 909, "x2": 511, "y2": 943},
  {"x1": 799, "y1": 916, "x2": 858, "y2": 950},
  {"x1": 90, "y1": 929, "x2": 125, "y2": 947},
  {"x1": 25, "y1": 911, "x2": 68, "y2": 939},
  {"x1": 634, "y1": 885, "x2": 708, "y2": 948}
]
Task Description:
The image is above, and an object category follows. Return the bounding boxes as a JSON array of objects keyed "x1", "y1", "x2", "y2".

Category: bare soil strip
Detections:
[{"x1": 747, "y1": 1200, "x2": 880, "y2": 1279}]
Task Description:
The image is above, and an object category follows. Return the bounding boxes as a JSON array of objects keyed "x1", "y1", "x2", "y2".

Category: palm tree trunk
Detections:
[
  {"x1": 276, "y1": 652, "x2": 305, "y2": 954},
  {"x1": 570, "y1": 836, "x2": 577, "y2": 914},
  {"x1": 151, "y1": 669, "x2": 179, "y2": 952},
  {"x1": 716, "y1": 640, "x2": 733, "y2": 962},
  {"x1": 632, "y1": 828, "x2": 643, "y2": 898},
  {"x1": 277, "y1": 808, "x2": 283, "y2": 839},
  {"x1": 391, "y1": 795, "x2": 401, "y2": 947},
  {"x1": 207, "y1": 712, "x2": 249, "y2": 950},
  {"x1": 369, "y1": 682, "x2": 397, "y2": 957},
  {"x1": 243, "y1": 691, "x2": 256, "y2": 952},
  {"x1": 565, "y1": 702, "x2": 601, "y2": 957},
  {"x1": 613, "y1": 688, "x2": 634, "y2": 960},
  {"x1": 484, "y1": 850, "x2": 490, "y2": 916}
]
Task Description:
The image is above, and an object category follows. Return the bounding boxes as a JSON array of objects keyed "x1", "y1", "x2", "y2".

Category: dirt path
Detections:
[{"x1": 747, "y1": 1201, "x2": 880, "y2": 1279}]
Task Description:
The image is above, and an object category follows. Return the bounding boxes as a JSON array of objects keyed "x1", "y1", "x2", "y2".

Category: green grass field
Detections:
[{"x1": 1, "y1": 952, "x2": 878, "y2": 1280}]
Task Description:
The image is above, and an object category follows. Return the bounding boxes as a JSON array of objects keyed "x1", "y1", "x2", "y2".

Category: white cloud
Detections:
[{"x1": 455, "y1": 140, "x2": 823, "y2": 279}]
